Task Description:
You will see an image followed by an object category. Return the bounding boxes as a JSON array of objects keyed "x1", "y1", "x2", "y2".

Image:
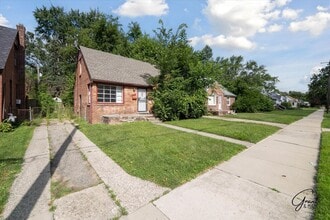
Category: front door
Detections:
[{"x1": 137, "y1": 88, "x2": 147, "y2": 112}]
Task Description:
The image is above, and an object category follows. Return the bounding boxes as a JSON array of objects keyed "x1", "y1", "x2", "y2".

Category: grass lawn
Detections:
[
  {"x1": 0, "y1": 126, "x2": 34, "y2": 213},
  {"x1": 321, "y1": 112, "x2": 330, "y2": 128},
  {"x1": 314, "y1": 132, "x2": 330, "y2": 219},
  {"x1": 224, "y1": 108, "x2": 317, "y2": 124},
  {"x1": 167, "y1": 118, "x2": 279, "y2": 143},
  {"x1": 78, "y1": 121, "x2": 244, "y2": 188}
]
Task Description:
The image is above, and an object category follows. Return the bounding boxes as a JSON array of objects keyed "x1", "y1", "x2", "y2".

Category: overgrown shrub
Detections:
[
  {"x1": 38, "y1": 91, "x2": 55, "y2": 117},
  {"x1": 281, "y1": 101, "x2": 292, "y2": 109},
  {"x1": 233, "y1": 91, "x2": 274, "y2": 113},
  {"x1": 152, "y1": 89, "x2": 207, "y2": 121},
  {"x1": 0, "y1": 120, "x2": 13, "y2": 132}
]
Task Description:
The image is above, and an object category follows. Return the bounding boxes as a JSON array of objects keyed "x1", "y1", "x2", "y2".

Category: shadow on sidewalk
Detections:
[{"x1": 6, "y1": 126, "x2": 76, "y2": 220}]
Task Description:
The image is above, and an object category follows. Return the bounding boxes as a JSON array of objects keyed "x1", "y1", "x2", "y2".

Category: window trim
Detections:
[
  {"x1": 97, "y1": 84, "x2": 123, "y2": 104},
  {"x1": 226, "y1": 97, "x2": 231, "y2": 106},
  {"x1": 208, "y1": 94, "x2": 216, "y2": 106}
]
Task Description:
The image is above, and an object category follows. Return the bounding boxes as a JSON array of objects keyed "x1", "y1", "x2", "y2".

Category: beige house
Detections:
[
  {"x1": 207, "y1": 82, "x2": 236, "y2": 115},
  {"x1": 74, "y1": 46, "x2": 159, "y2": 124}
]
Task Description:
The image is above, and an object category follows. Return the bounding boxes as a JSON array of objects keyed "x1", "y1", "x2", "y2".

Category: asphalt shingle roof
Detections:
[
  {"x1": 80, "y1": 46, "x2": 160, "y2": 86},
  {"x1": 0, "y1": 25, "x2": 17, "y2": 70},
  {"x1": 221, "y1": 85, "x2": 236, "y2": 97}
]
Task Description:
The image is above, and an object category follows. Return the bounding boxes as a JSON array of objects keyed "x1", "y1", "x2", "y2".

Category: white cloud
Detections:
[
  {"x1": 0, "y1": 14, "x2": 9, "y2": 26},
  {"x1": 195, "y1": 0, "x2": 292, "y2": 50},
  {"x1": 189, "y1": 34, "x2": 256, "y2": 50},
  {"x1": 317, "y1": 6, "x2": 328, "y2": 12},
  {"x1": 274, "y1": 0, "x2": 291, "y2": 7},
  {"x1": 113, "y1": 0, "x2": 169, "y2": 17},
  {"x1": 282, "y1": 8, "x2": 302, "y2": 20},
  {"x1": 184, "y1": 8, "x2": 189, "y2": 13},
  {"x1": 289, "y1": 11, "x2": 330, "y2": 36},
  {"x1": 203, "y1": 0, "x2": 271, "y2": 37},
  {"x1": 267, "y1": 24, "x2": 283, "y2": 32}
]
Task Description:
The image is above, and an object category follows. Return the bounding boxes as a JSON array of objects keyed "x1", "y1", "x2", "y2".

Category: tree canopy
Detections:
[
  {"x1": 308, "y1": 62, "x2": 330, "y2": 108},
  {"x1": 26, "y1": 5, "x2": 279, "y2": 119}
]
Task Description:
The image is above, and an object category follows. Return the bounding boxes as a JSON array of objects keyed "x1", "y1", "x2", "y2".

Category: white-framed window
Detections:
[
  {"x1": 208, "y1": 94, "x2": 216, "y2": 106},
  {"x1": 79, "y1": 62, "x2": 82, "y2": 76},
  {"x1": 97, "y1": 84, "x2": 123, "y2": 103},
  {"x1": 227, "y1": 97, "x2": 230, "y2": 106},
  {"x1": 87, "y1": 84, "x2": 91, "y2": 104}
]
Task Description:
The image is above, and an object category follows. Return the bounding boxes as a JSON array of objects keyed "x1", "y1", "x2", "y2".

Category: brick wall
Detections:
[
  {"x1": 74, "y1": 51, "x2": 154, "y2": 124},
  {"x1": 74, "y1": 54, "x2": 91, "y2": 122},
  {"x1": 90, "y1": 85, "x2": 152, "y2": 123},
  {"x1": 0, "y1": 25, "x2": 25, "y2": 122},
  {"x1": 207, "y1": 88, "x2": 236, "y2": 115}
]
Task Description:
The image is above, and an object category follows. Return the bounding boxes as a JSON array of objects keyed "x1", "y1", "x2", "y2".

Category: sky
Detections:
[{"x1": 1, "y1": 0, "x2": 330, "y2": 92}]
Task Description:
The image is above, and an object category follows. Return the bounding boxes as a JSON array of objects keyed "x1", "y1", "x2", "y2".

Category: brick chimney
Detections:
[{"x1": 16, "y1": 24, "x2": 25, "y2": 48}]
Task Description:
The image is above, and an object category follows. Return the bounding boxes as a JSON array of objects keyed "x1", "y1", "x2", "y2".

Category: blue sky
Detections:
[{"x1": 1, "y1": 0, "x2": 330, "y2": 92}]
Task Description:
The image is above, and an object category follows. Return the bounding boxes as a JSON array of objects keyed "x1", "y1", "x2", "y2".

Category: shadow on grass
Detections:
[{"x1": 6, "y1": 127, "x2": 76, "y2": 220}]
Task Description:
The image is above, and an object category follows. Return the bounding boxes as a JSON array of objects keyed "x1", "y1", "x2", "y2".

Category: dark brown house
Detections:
[
  {"x1": 74, "y1": 46, "x2": 160, "y2": 124},
  {"x1": 0, "y1": 25, "x2": 26, "y2": 122},
  {"x1": 207, "y1": 82, "x2": 236, "y2": 115}
]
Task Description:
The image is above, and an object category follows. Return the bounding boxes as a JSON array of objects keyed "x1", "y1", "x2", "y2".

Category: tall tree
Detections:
[
  {"x1": 127, "y1": 21, "x2": 142, "y2": 42},
  {"x1": 150, "y1": 20, "x2": 210, "y2": 121},
  {"x1": 27, "y1": 6, "x2": 129, "y2": 105},
  {"x1": 308, "y1": 62, "x2": 330, "y2": 108},
  {"x1": 212, "y1": 56, "x2": 278, "y2": 112}
]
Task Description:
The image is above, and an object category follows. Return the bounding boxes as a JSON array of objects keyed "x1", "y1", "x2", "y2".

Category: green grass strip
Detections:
[
  {"x1": 167, "y1": 118, "x2": 279, "y2": 143},
  {"x1": 78, "y1": 121, "x2": 244, "y2": 189},
  {"x1": 314, "y1": 132, "x2": 330, "y2": 219},
  {"x1": 225, "y1": 109, "x2": 317, "y2": 124},
  {"x1": 0, "y1": 126, "x2": 34, "y2": 213}
]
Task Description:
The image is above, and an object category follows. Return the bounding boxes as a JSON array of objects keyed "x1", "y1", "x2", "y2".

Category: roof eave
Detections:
[{"x1": 90, "y1": 78, "x2": 153, "y2": 88}]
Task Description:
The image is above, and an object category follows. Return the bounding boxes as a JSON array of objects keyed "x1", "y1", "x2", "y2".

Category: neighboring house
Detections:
[
  {"x1": 207, "y1": 82, "x2": 236, "y2": 115},
  {"x1": 286, "y1": 96, "x2": 299, "y2": 108},
  {"x1": 0, "y1": 25, "x2": 26, "y2": 122},
  {"x1": 269, "y1": 93, "x2": 300, "y2": 108},
  {"x1": 74, "y1": 46, "x2": 160, "y2": 123},
  {"x1": 269, "y1": 93, "x2": 282, "y2": 105}
]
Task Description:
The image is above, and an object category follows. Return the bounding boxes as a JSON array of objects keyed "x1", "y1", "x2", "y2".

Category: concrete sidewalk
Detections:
[
  {"x1": 156, "y1": 123, "x2": 254, "y2": 148},
  {"x1": 3, "y1": 124, "x2": 52, "y2": 220},
  {"x1": 127, "y1": 109, "x2": 323, "y2": 219}
]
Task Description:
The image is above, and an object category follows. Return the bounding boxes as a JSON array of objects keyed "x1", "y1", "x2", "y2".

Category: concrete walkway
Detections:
[
  {"x1": 3, "y1": 124, "x2": 52, "y2": 220},
  {"x1": 156, "y1": 123, "x2": 254, "y2": 148},
  {"x1": 3, "y1": 120, "x2": 168, "y2": 219},
  {"x1": 204, "y1": 115, "x2": 287, "y2": 128},
  {"x1": 64, "y1": 123, "x2": 169, "y2": 214},
  {"x1": 127, "y1": 109, "x2": 323, "y2": 219}
]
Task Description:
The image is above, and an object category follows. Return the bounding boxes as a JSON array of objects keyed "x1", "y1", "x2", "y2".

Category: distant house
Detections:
[
  {"x1": 74, "y1": 46, "x2": 160, "y2": 123},
  {"x1": 269, "y1": 93, "x2": 300, "y2": 109},
  {"x1": 207, "y1": 82, "x2": 236, "y2": 115},
  {"x1": 0, "y1": 25, "x2": 26, "y2": 122},
  {"x1": 286, "y1": 96, "x2": 299, "y2": 108}
]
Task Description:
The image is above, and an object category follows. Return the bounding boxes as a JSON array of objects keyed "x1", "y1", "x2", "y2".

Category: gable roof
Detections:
[
  {"x1": 219, "y1": 85, "x2": 236, "y2": 97},
  {"x1": 209, "y1": 82, "x2": 236, "y2": 97},
  {"x1": 0, "y1": 25, "x2": 18, "y2": 70},
  {"x1": 80, "y1": 46, "x2": 160, "y2": 87}
]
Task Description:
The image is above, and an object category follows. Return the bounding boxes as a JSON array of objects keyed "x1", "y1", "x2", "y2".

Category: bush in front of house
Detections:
[
  {"x1": 233, "y1": 91, "x2": 274, "y2": 113},
  {"x1": 152, "y1": 87, "x2": 207, "y2": 121},
  {"x1": 0, "y1": 120, "x2": 13, "y2": 132}
]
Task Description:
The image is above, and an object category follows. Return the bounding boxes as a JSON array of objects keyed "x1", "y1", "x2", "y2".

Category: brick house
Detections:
[
  {"x1": 74, "y1": 46, "x2": 160, "y2": 123},
  {"x1": 207, "y1": 82, "x2": 236, "y2": 115},
  {"x1": 0, "y1": 25, "x2": 26, "y2": 122}
]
